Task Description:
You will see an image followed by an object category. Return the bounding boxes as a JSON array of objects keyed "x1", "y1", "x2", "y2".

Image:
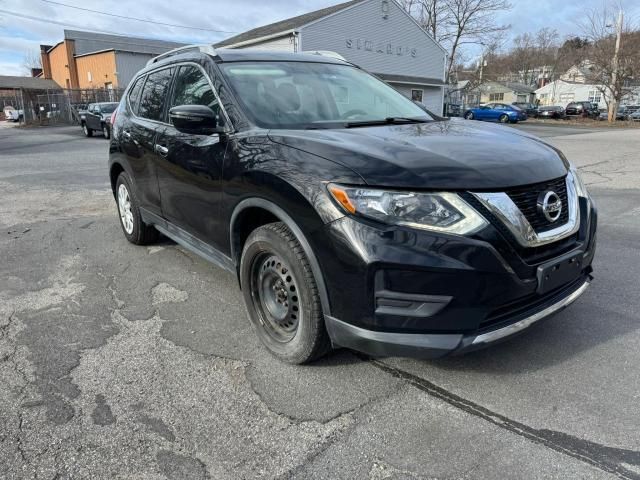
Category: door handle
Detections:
[{"x1": 155, "y1": 144, "x2": 169, "y2": 157}]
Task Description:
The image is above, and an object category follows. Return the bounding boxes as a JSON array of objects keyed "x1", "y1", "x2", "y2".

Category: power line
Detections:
[
  {"x1": 40, "y1": 0, "x2": 238, "y2": 34},
  {"x1": 0, "y1": 9, "x2": 130, "y2": 36}
]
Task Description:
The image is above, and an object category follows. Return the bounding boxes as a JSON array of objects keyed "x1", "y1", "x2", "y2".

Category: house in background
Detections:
[
  {"x1": 535, "y1": 80, "x2": 606, "y2": 107},
  {"x1": 536, "y1": 60, "x2": 640, "y2": 107},
  {"x1": 474, "y1": 81, "x2": 535, "y2": 105},
  {"x1": 560, "y1": 61, "x2": 595, "y2": 83},
  {"x1": 40, "y1": 30, "x2": 185, "y2": 90},
  {"x1": 215, "y1": 0, "x2": 448, "y2": 113}
]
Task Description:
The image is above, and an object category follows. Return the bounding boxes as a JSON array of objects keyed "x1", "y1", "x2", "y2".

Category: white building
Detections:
[
  {"x1": 215, "y1": 0, "x2": 448, "y2": 113},
  {"x1": 535, "y1": 80, "x2": 608, "y2": 107}
]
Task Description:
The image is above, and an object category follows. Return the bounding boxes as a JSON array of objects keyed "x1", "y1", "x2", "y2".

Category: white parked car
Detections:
[{"x1": 4, "y1": 107, "x2": 24, "y2": 122}]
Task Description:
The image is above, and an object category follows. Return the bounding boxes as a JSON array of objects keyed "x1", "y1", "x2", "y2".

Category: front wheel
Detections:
[
  {"x1": 464, "y1": 112, "x2": 474, "y2": 120},
  {"x1": 83, "y1": 123, "x2": 93, "y2": 137},
  {"x1": 240, "y1": 222, "x2": 331, "y2": 364},
  {"x1": 102, "y1": 123, "x2": 110, "y2": 139},
  {"x1": 499, "y1": 114, "x2": 509, "y2": 123}
]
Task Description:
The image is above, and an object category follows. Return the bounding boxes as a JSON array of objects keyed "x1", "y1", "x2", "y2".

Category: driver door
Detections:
[{"x1": 155, "y1": 63, "x2": 229, "y2": 250}]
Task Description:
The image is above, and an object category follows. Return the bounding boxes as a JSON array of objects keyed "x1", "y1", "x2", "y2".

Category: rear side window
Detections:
[
  {"x1": 138, "y1": 68, "x2": 174, "y2": 121},
  {"x1": 127, "y1": 77, "x2": 144, "y2": 115}
]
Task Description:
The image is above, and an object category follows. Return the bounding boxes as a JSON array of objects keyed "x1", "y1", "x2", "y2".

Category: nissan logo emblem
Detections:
[{"x1": 538, "y1": 191, "x2": 562, "y2": 222}]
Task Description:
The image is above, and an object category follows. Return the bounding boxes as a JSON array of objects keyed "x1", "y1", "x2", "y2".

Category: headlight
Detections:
[
  {"x1": 569, "y1": 163, "x2": 589, "y2": 198},
  {"x1": 328, "y1": 184, "x2": 488, "y2": 235}
]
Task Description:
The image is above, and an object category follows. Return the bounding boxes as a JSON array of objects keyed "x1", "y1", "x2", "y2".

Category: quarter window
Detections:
[
  {"x1": 138, "y1": 68, "x2": 174, "y2": 121},
  {"x1": 127, "y1": 77, "x2": 144, "y2": 115},
  {"x1": 170, "y1": 65, "x2": 220, "y2": 116}
]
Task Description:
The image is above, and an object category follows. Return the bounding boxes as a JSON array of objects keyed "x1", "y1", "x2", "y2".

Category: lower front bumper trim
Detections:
[{"x1": 325, "y1": 278, "x2": 590, "y2": 358}]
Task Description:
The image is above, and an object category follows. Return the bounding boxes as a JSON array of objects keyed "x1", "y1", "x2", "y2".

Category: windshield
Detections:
[
  {"x1": 220, "y1": 61, "x2": 434, "y2": 129},
  {"x1": 99, "y1": 103, "x2": 118, "y2": 113}
]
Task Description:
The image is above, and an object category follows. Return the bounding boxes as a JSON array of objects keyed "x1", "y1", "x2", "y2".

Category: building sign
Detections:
[{"x1": 346, "y1": 38, "x2": 417, "y2": 58}]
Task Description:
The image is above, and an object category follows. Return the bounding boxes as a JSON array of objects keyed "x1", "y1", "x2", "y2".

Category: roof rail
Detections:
[
  {"x1": 302, "y1": 50, "x2": 348, "y2": 62},
  {"x1": 147, "y1": 44, "x2": 217, "y2": 66}
]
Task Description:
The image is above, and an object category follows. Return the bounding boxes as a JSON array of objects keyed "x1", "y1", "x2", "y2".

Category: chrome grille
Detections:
[{"x1": 505, "y1": 177, "x2": 569, "y2": 232}]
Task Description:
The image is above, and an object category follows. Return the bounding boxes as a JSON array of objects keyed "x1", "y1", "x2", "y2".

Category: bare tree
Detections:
[
  {"x1": 22, "y1": 50, "x2": 42, "y2": 76},
  {"x1": 580, "y1": 3, "x2": 640, "y2": 122},
  {"x1": 401, "y1": 0, "x2": 512, "y2": 83}
]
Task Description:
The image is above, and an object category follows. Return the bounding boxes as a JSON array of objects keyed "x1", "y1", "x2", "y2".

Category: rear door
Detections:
[
  {"x1": 121, "y1": 67, "x2": 175, "y2": 216},
  {"x1": 154, "y1": 63, "x2": 229, "y2": 249}
]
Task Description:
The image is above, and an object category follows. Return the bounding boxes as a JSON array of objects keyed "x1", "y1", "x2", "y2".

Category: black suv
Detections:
[{"x1": 108, "y1": 46, "x2": 597, "y2": 363}]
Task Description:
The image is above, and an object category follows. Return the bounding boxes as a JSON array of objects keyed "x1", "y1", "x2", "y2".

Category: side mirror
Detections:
[{"x1": 169, "y1": 105, "x2": 225, "y2": 135}]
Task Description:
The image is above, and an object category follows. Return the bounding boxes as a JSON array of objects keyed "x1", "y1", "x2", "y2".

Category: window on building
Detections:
[
  {"x1": 588, "y1": 90, "x2": 602, "y2": 103},
  {"x1": 170, "y1": 65, "x2": 218, "y2": 114},
  {"x1": 138, "y1": 68, "x2": 174, "y2": 121},
  {"x1": 411, "y1": 89, "x2": 423, "y2": 103},
  {"x1": 489, "y1": 93, "x2": 504, "y2": 101}
]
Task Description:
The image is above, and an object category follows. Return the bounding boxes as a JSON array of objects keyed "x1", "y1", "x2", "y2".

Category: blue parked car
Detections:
[{"x1": 463, "y1": 103, "x2": 527, "y2": 123}]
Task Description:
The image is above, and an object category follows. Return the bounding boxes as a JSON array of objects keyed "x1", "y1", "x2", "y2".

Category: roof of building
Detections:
[
  {"x1": 63, "y1": 29, "x2": 186, "y2": 56},
  {"x1": 0, "y1": 76, "x2": 61, "y2": 90},
  {"x1": 73, "y1": 48, "x2": 157, "y2": 58},
  {"x1": 214, "y1": 0, "x2": 364, "y2": 47},
  {"x1": 503, "y1": 82, "x2": 536, "y2": 93},
  {"x1": 375, "y1": 73, "x2": 445, "y2": 86}
]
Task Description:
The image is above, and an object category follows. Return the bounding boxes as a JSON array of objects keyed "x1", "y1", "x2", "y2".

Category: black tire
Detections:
[
  {"x1": 240, "y1": 222, "x2": 331, "y2": 364},
  {"x1": 102, "y1": 123, "x2": 110, "y2": 139},
  {"x1": 464, "y1": 112, "x2": 474, "y2": 120},
  {"x1": 115, "y1": 172, "x2": 158, "y2": 245},
  {"x1": 82, "y1": 123, "x2": 93, "y2": 137},
  {"x1": 499, "y1": 114, "x2": 509, "y2": 123}
]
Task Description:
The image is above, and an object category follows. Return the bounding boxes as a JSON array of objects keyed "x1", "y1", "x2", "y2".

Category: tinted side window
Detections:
[
  {"x1": 127, "y1": 77, "x2": 144, "y2": 115},
  {"x1": 170, "y1": 65, "x2": 219, "y2": 115},
  {"x1": 138, "y1": 68, "x2": 174, "y2": 121}
]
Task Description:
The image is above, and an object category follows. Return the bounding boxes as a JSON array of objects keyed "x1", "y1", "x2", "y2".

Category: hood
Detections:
[{"x1": 268, "y1": 119, "x2": 568, "y2": 190}]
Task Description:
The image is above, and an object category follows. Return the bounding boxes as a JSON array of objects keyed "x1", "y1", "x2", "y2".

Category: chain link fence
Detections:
[{"x1": 2, "y1": 88, "x2": 125, "y2": 126}]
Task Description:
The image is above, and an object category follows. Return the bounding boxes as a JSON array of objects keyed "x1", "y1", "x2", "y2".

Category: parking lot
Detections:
[{"x1": 1, "y1": 122, "x2": 639, "y2": 479}]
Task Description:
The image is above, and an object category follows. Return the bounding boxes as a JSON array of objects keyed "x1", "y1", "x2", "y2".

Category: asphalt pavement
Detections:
[{"x1": 1, "y1": 121, "x2": 639, "y2": 479}]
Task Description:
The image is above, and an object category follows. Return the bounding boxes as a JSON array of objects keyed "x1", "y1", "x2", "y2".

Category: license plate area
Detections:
[{"x1": 536, "y1": 251, "x2": 584, "y2": 294}]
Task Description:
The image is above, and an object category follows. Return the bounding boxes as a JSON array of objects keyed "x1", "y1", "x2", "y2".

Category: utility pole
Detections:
[{"x1": 609, "y1": 9, "x2": 623, "y2": 123}]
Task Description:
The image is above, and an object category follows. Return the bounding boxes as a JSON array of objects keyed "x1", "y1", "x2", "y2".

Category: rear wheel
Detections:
[
  {"x1": 240, "y1": 222, "x2": 331, "y2": 364},
  {"x1": 102, "y1": 123, "x2": 110, "y2": 139},
  {"x1": 464, "y1": 112, "x2": 474, "y2": 120},
  {"x1": 115, "y1": 172, "x2": 158, "y2": 245},
  {"x1": 83, "y1": 123, "x2": 93, "y2": 137}
]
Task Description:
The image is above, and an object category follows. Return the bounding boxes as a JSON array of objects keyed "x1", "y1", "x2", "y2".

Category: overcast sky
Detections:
[{"x1": 1, "y1": 0, "x2": 639, "y2": 76}]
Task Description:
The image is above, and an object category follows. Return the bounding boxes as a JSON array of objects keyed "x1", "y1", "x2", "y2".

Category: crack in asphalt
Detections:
[{"x1": 363, "y1": 356, "x2": 640, "y2": 480}]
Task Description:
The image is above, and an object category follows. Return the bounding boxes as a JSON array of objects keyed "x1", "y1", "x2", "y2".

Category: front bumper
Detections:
[
  {"x1": 310, "y1": 198, "x2": 597, "y2": 358},
  {"x1": 325, "y1": 276, "x2": 590, "y2": 358}
]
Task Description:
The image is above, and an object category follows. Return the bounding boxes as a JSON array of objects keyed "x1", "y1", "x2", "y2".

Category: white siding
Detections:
[
  {"x1": 233, "y1": 35, "x2": 295, "y2": 52},
  {"x1": 394, "y1": 84, "x2": 442, "y2": 112},
  {"x1": 535, "y1": 80, "x2": 610, "y2": 107},
  {"x1": 300, "y1": 0, "x2": 445, "y2": 81}
]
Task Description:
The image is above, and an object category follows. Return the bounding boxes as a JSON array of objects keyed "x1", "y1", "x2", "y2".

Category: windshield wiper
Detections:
[{"x1": 345, "y1": 117, "x2": 430, "y2": 128}]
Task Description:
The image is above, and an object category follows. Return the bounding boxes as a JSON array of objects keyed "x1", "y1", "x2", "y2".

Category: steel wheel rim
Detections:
[
  {"x1": 117, "y1": 184, "x2": 134, "y2": 234},
  {"x1": 250, "y1": 253, "x2": 300, "y2": 343}
]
